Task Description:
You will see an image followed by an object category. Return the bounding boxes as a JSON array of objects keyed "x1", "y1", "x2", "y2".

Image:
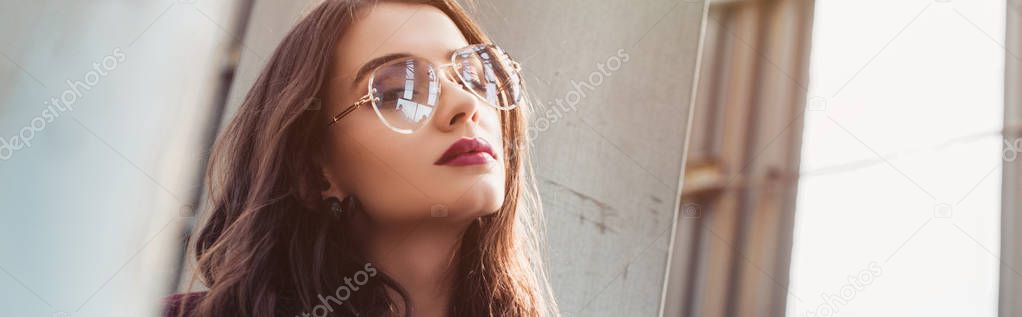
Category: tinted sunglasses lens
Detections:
[
  {"x1": 453, "y1": 45, "x2": 522, "y2": 110},
  {"x1": 370, "y1": 58, "x2": 440, "y2": 133}
]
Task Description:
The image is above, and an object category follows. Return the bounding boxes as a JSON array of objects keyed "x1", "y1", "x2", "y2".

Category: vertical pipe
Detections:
[{"x1": 1000, "y1": 0, "x2": 1022, "y2": 315}]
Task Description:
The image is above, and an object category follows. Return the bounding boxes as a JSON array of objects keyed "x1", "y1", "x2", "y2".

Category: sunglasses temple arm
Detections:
[{"x1": 328, "y1": 94, "x2": 372, "y2": 127}]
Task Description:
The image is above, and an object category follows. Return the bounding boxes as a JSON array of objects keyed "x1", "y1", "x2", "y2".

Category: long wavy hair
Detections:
[{"x1": 177, "y1": 0, "x2": 556, "y2": 316}]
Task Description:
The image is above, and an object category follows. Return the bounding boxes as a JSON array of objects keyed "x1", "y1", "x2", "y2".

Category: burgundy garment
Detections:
[{"x1": 162, "y1": 292, "x2": 206, "y2": 317}]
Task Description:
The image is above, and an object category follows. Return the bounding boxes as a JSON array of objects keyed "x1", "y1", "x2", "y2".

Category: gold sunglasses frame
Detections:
[{"x1": 327, "y1": 44, "x2": 523, "y2": 133}]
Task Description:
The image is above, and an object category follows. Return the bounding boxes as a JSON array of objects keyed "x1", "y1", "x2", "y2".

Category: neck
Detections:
[{"x1": 365, "y1": 220, "x2": 472, "y2": 317}]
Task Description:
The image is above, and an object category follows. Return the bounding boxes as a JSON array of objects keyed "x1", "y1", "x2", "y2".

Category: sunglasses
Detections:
[{"x1": 328, "y1": 44, "x2": 524, "y2": 134}]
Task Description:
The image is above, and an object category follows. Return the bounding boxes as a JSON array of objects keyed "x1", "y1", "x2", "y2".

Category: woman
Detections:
[{"x1": 164, "y1": 0, "x2": 557, "y2": 316}]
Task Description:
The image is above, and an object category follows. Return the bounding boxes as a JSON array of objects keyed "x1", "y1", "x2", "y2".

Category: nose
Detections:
[{"x1": 431, "y1": 72, "x2": 482, "y2": 133}]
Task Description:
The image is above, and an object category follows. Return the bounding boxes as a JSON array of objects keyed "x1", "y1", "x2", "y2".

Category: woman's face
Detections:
[{"x1": 321, "y1": 2, "x2": 506, "y2": 224}]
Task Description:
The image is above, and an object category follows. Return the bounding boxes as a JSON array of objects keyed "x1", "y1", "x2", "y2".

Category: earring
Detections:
[{"x1": 324, "y1": 197, "x2": 344, "y2": 219}]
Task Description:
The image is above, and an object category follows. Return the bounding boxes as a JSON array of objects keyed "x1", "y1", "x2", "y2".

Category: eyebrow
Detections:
[{"x1": 352, "y1": 53, "x2": 414, "y2": 89}]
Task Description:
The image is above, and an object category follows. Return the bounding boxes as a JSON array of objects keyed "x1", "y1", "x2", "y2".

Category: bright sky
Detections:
[{"x1": 787, "y1": 0, "x2": 1006, "y2": 316}]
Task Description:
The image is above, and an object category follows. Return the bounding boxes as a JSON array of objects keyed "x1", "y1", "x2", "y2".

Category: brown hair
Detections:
[{"x1": 179, "y1": 0, "x2": 556, "y2": 316}]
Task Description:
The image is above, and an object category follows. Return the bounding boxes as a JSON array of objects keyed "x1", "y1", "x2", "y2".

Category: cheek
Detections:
[
  {"x1": 335, "y1": 124, "x2": 434, "y2": 222},
  {"x1": 480, "y1": 106, "x2": 503, "y2": 132}
]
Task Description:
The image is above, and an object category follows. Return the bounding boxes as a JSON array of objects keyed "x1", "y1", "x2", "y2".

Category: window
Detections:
[{"x1": 787, "y1": 0, "x2": 1005, "y2": 315}]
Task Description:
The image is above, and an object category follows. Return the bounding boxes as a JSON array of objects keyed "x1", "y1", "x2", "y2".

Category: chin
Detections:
[{"x1": 444, "y1": 183, "x2": 505, "y2": 220}]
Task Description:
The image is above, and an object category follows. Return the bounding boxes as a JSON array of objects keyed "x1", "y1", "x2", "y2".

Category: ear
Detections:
[
  {"x1": 320, "y1": 164, "x2": 349, "y2": 201},
  {"x1": 315, "y1": 145, "x2": 349, "y2": 201}
]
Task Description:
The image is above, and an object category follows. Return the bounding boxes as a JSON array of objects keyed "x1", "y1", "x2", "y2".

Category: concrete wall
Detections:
[{"x1": 472, "y1": 1, "x2": 705, "y2": 316}]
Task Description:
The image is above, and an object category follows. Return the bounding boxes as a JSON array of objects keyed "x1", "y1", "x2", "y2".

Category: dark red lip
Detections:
[{"x1": 434, "y1": 137, "x2": 496, "y2": 166}]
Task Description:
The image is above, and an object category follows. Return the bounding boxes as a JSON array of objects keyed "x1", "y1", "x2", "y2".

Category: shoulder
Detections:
[{"x1": 162, "y1": 292, "x2": 207, "y2": 317}]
